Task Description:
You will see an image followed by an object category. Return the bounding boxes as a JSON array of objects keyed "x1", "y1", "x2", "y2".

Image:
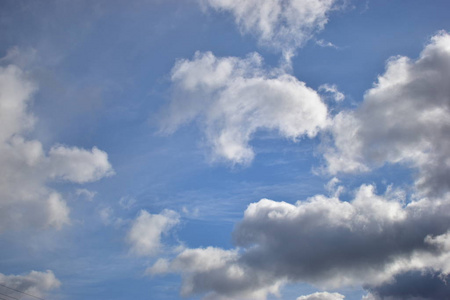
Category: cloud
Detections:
[
  {"x1": 365, "y1": 271, "x2": 450, "y2": 300},
  {"x1": 0, "y1": 58, "x2": 113, "y2": 232},
  {"x1": 154, "y1": 31, "x2": 450, "y2": 300},
  {"x1": 199, "y1": 0, "x2": 340, "y2": 56},
  {"x1": 75, "y1": 188, "x2": 97, "y2": 201},
  {"x1": 233, "y1": 185, "x2": 450, "y2": 288},
  {"x1": 0, "y1": 270, "x2": 60, "y2": 299},
  {"x1": 127, "y1": 209, "x2": 180, "y2": 257},
  {"x1": 319, "y1": 84, "x2": 345, "y2": 102},
  {"x1": 150, "y1": 184, "x2": 450, "y2": 299},
  {"x1": 161, "y1": 51, "x2": 328, "y2": 165},
  {"x1": 324, "y1": 31, "x2": 450, "y2": 197},
  {"x1": 119, "y1": 196, "x2": 136, "y2": 210},
  {"x1": 297, "y1": 291, "x2": 345, "y2": 300},
  {"x1": 147, "y1": 247, "x2": 284, "y2": 300},
  {"x1": 315, "y1": 39, "x2": 339, "y2": 49},
  {"x1": 99, "y1": 206, "x2": 115, "y2": 226},
  {"x1": 363, "y1": 230, "x2": 450, "y2": 300},
  {"x1": 47, "y1": 145, "x2": 114, "y2": 183}
]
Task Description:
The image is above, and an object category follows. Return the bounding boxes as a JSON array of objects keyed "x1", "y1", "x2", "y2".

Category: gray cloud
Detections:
[
  {"x1": 0, "y1": 270, "x2": 60, "y2": 299},
  {"x1": 365, "y1": 271, "x2": 450, "y2": 300},
  {"x1": 149, "y1": 184, "x2": 450, "y2": 299},
  {"x1": 233, "y1": 186, "x2": 450, "y2": 288}
]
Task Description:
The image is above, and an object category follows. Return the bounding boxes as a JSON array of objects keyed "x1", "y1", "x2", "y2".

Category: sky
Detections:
[{"x1": 1, "y1": 0, "x2": 450, "y2": 299}]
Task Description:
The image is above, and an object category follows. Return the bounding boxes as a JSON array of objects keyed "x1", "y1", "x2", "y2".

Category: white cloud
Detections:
[
  {"x1": 99, "y1": 206, "x2": 115, "y2": 226},
  {"x1": 148, "y1": 247, "x2": 284, "y2": 300},
  {"x1": 297, "y1": 291, "x2": 345, "y2": 300},
  {"x1": 127, "y1": 209, "x2": 180, "y2": 257},
  {"x1": 315, "y1": 39, "x2": 339, "y2": 49},
  {"x1": 46, "y1": 192, "x2": 70, "y2": 229},
  {"x1": 319, "y1": 84, "x2": 345, "y2": 102},
  {"x1": 199, "y1": 0, "x2": 339, "y2": 56},
  {"x1": 161, "y1": 51, "x2": 328, "y2": 165},
  {"x1": 0, "y1": 65, "x2": 36, "y2": 141},
  {"x1": 76, "y1": 188, "x2": 97, "y2": 201},
  {"x1": 324, "y1": 31, "x2": 450, "y2": 197},
  {"x1": 0, "y1": 270, "x2": 60, "y2": 299},
  {"x1": 324, "y1": 176, "x2": 344, "y2": 197},
  {"x1": 0, "y1": 57, "x2": 113, "y2": 232},
  {"x1": 119, "y1": 196, "x2": 136, "y2": 210},
  {"x1": 47, "y1": 145, "x2": 114, "y2": 183}
]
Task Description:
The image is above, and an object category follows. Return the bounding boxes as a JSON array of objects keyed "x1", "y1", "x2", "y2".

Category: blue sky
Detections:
[{"x1": 1, "y1": 1, "x2": 450, "y2": 300}]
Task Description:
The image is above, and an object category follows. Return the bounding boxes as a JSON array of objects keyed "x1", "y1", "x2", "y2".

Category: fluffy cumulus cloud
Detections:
[
  {"x1": 0, "y1": 61, "x2": 113, "y2": 232},
  {"x1": 0, "y1": 270, "x2": 60, "y2": 299},
  {"x1": 149, "y1": 184, "x2": 450, "y2": 299},
  {"x1": 325, "y1": 31, "x2": 450, "y2": 197},
  {"x1": 199, "y1": 0, "x2": 339, "y2": 56},
  {"x1": 297, "y1": 291, "x2": 345, "y2": 300},
  {"x1": 161, "y1": 51, "x2": 328, "y2": 165},
  {"x1": 127, "y1": 209, "x2": 180, "y2": 257}
]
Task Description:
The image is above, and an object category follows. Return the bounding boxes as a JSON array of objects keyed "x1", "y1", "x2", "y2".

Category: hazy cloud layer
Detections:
[
  {"x1": 325, "y1": 31, "x2": 450, "y2": 197},
  {"x1": 161, "y1": 51, "x2": 328, "y2": 165},
  {"x1": 127, "y1": 209, "x2": 180, "y2": 257},
  {"x1": 0, "y1": 61, "x2": 113, "y2": 231},
  {"x1": 0, "y1": 270, "x2": 60, "y2": 299},
  {"x1": 199, "y1": 0, "x2": 339, "y2": 56}
]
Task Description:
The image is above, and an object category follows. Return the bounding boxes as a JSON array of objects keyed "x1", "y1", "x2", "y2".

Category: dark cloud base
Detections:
[{"x1": 367, "y1": 271, "x2": 450, "y2": 300}]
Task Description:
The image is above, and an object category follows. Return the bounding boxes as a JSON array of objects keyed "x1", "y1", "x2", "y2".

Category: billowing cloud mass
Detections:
[
  {"x1": 161, "y1": 51, "x2": 328, "y2": 165},
  {"x1": 199, "y1": 0, "x2": 339, "y2": 56},
  {"x1": 149, "y1": 184, "x2": 450, "y2": 299},
  {"x1": 297, "y1": 291, "x2": 345, "y2": 300},
  {"x1": 127, "y1": 209, "x2": 180, "y2": 257},
  {"x1": 0, "y1": 62, "x2": 113, "y2": 231},
  {"x1": 0, "y1": 270, "x2": 60, "y2": 299},
  {"x1": 325, "y1": 31, "x2": 450, "y2": 197}
]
